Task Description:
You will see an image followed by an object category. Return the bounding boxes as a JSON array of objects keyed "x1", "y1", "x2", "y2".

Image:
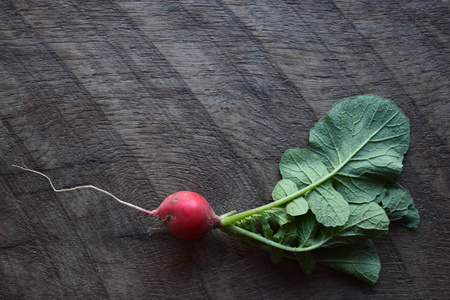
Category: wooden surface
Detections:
[{"x1": 1, "y1": 1, "x2": 449, "y2": 299}]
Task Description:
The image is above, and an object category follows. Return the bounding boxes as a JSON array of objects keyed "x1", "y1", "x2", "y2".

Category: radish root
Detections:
[{"x1": 12, "y1": 160, "x2": 157, "y2": 215}]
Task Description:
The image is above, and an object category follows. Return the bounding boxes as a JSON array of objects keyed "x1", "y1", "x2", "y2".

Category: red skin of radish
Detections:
[{"x1": 152, "y1": 191, "x2": 221, "y2": 240}]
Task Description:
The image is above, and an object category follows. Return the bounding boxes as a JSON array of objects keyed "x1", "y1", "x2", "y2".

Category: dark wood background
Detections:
[{"x1": 1, "y1": 1, "x2": 449, "y2": 299}]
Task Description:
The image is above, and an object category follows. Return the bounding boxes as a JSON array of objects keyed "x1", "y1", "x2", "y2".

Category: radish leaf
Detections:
[
  {"x1": 272, "y1": 179, "x2": 308, "y2": 216},
  {"x1": 221, "y1": 95, "x2": 419, "y2": 284},
  {"x1": 272, "y1": 179, "x2": 298, "y2": 199},
  {"x1": 333, "y1": 176, "x2": 385, "y2": 204},
  {"x1": 286, "y1": 197, "x2": 309, "y2": 217},
  {"x1": 315, "y1": 239, "x2": 381, "y2": 285},
  {"x1": 376, "y1": 182, "x2": 420, "y2": 228},
  {"x1": 309, "y1": 94, "x2": 410, "y2": 179},
  {"x1": 306, "y1": 182, "x2": 349, "y2": 227}
]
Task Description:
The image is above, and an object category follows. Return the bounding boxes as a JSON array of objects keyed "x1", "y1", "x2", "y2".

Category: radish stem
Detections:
[
  {"x1": 221, "y1": 184, "x2": 311, "y2": 226},
  {"x1": 222, "y1": 225, "x2": 325, "y2": 252}
]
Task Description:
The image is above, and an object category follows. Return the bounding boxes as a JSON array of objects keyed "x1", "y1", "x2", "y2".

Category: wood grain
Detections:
[{"x1": 1, "y1": 0, "x2": 449, "y2": 299}]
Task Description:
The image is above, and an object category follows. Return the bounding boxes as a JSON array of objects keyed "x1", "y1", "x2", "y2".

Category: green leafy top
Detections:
[{"x1": 221, "y1": 95, "x2": 419, "y2": 285}]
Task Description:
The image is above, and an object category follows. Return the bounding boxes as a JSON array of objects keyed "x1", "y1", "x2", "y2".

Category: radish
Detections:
[
  {"x1": 12, "y1": 163, "x2": 221, "y2": 240},
  {"x1": 148, "y1": 191, "x2": 221, "y2": 240},
  {"x1": 11, "y1": 95, "x2": 420, "y2": 284}
]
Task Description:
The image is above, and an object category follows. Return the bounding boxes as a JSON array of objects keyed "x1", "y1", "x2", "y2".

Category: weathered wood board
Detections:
[{"x1": 1, "y1": 0, "x2": 449, "y2": 299}]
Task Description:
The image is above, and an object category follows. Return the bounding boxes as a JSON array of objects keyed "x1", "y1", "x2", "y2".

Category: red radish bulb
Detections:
[{"x1": 149, "y1": 191, "x2": 221, "y2": 240}]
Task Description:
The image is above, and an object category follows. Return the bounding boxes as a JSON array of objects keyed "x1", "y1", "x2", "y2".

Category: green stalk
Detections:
[
  {"x1": 220, "y1": 186, "x2": 309, "y2": 226},
  {"x1": 222, "y1": 225, "x2": 325, "y2": 252},
  {"x1": 220, "y1": 167, "x2": 337, "y2": 226}
]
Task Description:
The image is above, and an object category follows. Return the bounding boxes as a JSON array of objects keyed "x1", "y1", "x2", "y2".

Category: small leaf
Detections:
[
  {"x1": 272, "y1": 179, "x2": 298, "y2": 200},
  {"x1": 274, "y1": 221, "x2": 299, "y2": 246},
  {"x1": 263, "y1": 207, "x2": 293, "y2": 227},
  {"x1": 307, "y1": 181, "x2": 350, "y2": 227},
  {"x1": 261, "y1": 219, "x2": 273, "y2": 240},
  {"x1": 315, "y1": 240, "x2": 381, "y2": 285},
  {"x1": 400, "y1": 205, "x2": 420, "y2": 229},
  {"x1": 377, "y1": 182, "x2": 419, "y2": 228},
  {"x1": 268, "y1": 207, "x2": 292, "y2": 227},
  {"x1": 272, "y1": 179, "x2": 309, "y2": 216},
  {"x1": 286, "y1": 197, "x2": 309, "y2": 216},
  {"x1": 296, "y1": 212, "x2": 319, "y2": 248},
  {"x1": 269, "y1": 221, "x2": 300, "y2": 264}
]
